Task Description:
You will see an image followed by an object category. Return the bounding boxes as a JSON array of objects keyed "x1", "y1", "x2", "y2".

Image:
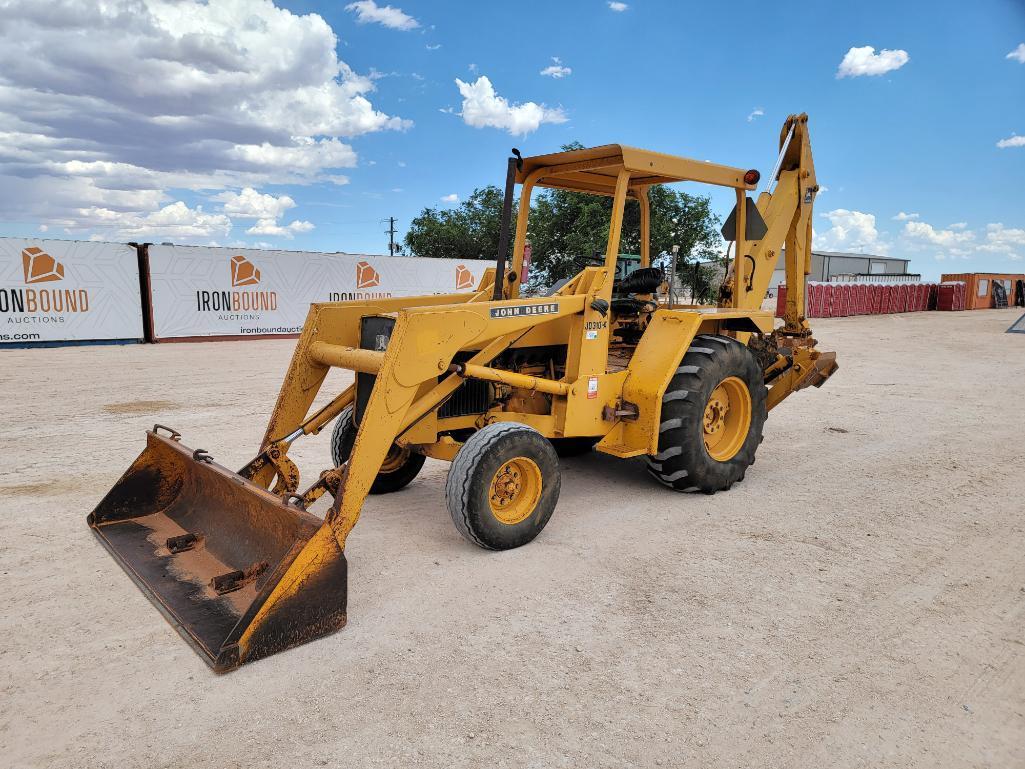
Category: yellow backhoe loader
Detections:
[{"x1": 89, "y1": 114, "x2": 837, "y2": 672}]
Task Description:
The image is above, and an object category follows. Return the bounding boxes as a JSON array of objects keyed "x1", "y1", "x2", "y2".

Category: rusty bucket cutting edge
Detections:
[{"x1": 87, "y1": 430, "x2": 347, "y2": 673}]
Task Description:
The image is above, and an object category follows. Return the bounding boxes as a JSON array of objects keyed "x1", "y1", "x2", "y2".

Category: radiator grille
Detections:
[{"x1": 439, "y1": 378, "x2": 492, "y2": 418}]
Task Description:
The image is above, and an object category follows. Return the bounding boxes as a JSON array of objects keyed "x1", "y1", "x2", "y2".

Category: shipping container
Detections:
[{"x1": 940, "y1": 273, "x2": 1025, "y2": 310}]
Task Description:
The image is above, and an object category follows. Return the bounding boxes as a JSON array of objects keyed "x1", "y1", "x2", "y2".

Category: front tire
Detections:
[
  {"x1": 646, "y1": 334, "x2": 766, "y2": 493},
  {"x1": 446, "y1": 423, "x2": 561, "y2": 550},
  {"x1": 330, "y1": 406, "x2": 426, "y2": 494}
]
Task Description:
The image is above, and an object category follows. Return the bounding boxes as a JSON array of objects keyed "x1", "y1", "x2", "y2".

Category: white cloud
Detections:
[
  {"x1": 997, "y1": 134, "x2": 1025, "y2": 148},
  {"x1": 608, "y1": 1, "x2": 629, "y2": 10},
  {"x1": 217, "y1": 188, "x2": 296, "y2": 220},
  {"x1": 228, "y1": 139, "x2": 359, "y2": 174},
  {"x1": 541, "y1": 58, "x2": 572, "y2": 78},
  {"x1": 540, "y1": 65, "x2": 572, "y2": 78},
  {"x1": 746, "y1": 108, "x2": 764, "y2": 122},
  {"x1": 77, "y1": 201, "x2": 231, "y2": 240},
  {"x1": 818, "y1": 185, "x2": 829, "y2": 193},
  {"x1": 814, "y1": 209, "x2": 887, "y2": 253},
  {"x1": 345, "y1": 1, "x2": 419, "y2": 30},
  {"x1": 426, "y1": 43, "x2": 442, "y2": 50},
  {"x1": 1007, "y1": 44, "x2": 1025, "y2": 64},
  {"x1": 903, "y1": 220, "x2": 975, "y2": 248},
  {"x1": 215, "y1": 186, "x2": 317, "y2": 238},
  {"x1": 246, "y1": 218, "x2": 315, "y2": 239},
  {"x1": 0, "y1": 0, "x2": 409, "y2": 239},
  {"x1": 977, "y1": 223, "x2": 1025, "y2": 257},
  {"x1": 837, "y1": 46, "x2": 910, "y2": 78},
  {"x1": 440, "y1": 193, "x2": 459, "y2": 203},
  {"x1": 454, "y1": 76, "x2": 568, "y2": 136},
  {"x1": 817, "y1": 211, "x2": 1023, "y2": 263}
]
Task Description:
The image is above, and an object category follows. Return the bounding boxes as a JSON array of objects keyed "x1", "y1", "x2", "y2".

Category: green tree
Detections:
[
  {"x1": 403, "y1": 144, "x2": 725, "y2": 300},
  {"x1": 404, "y1": 186, "x2": 513, "y2": 261},
  {"x1": 526, "y1": 183, "x2": 724, "y2": 292}
]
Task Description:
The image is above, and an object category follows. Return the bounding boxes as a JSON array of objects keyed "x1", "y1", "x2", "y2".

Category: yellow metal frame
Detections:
[
  {"x1": 89, "y1": 114, "x2": 840, "y2": 672},
  {"x1": 242, "y1": 114, "x2": 835, "y2": 558}
]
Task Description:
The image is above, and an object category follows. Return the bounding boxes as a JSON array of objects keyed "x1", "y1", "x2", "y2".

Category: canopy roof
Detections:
[{"x1": 516, "y1": 144, "x2": 757, "y2": 196}]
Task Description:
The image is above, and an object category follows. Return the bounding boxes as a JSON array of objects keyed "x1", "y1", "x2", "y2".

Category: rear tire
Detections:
[
  {"x1": 446, "y1": 423, "x2": 561, "y2": 550},
  {"x1": 330, "y1": 406, "x2": 426, "y2": 494},
  {"x1": 646, "y1": 334, "x2": 766, "y2": 493}
]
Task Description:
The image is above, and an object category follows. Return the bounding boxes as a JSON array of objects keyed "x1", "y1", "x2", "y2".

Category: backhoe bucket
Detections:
[{"x1": 87, "y1": 430, "x2": 347, "y2": 672}]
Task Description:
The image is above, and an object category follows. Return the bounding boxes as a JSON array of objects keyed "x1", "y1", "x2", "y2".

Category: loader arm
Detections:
[
  {"x1": 303, "y1": 295, "x2": 587, "y2": 545},
  {"x1": 242, "y1": 287, "x2": 494, "y2": 491}
]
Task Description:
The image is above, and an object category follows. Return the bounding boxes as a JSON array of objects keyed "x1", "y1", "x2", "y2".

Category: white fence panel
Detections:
[
  {"x1": 0, "y1": 238, "x2": 143, "y2": 345},
  {"x1": 146, "y1": 245, "x2": 490, "y2": 340}
]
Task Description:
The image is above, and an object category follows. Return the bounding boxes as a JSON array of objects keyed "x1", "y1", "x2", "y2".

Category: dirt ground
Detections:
[{"x1": 2, "y1": 308, "x2": 1024, "y2": 769}]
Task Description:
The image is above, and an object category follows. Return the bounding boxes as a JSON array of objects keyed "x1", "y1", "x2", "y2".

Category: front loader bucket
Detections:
[{"x1": 87, "y1": 430, "x2": 347, "y2": 672}]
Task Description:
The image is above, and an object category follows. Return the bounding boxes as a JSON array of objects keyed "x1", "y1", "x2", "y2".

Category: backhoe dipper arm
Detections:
[
  {"x1": 733, "y1": 114, "x2": 836, "y2": 409},
  {"x1": 736, "y1": 113, "x2": 817, "y2": 335}
]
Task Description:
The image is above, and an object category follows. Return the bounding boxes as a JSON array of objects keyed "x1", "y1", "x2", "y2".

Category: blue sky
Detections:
[{"x1": 0, "y1": 0, "x2": 1023, "y2": 279}]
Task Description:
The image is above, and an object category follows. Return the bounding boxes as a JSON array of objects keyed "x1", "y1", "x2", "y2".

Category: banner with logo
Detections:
[
  {"x1": 0, "y1": 238, "x2": 143, "y2": 345},
  {"x1": 146, "y1": 245, "x2": 490, "y2": 340}
]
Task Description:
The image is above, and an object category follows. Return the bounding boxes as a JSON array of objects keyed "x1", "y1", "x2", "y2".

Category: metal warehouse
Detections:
[{"x1": 768, "y1": 250, "x2": 911, "y2": 289}]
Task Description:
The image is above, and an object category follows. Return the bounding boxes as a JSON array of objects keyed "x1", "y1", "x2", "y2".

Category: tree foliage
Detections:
[
  {"x1": 404, "y1": 143, "x2": 726, "y2": 300},
  {"x1": 403, "y1": 186, "x2": 511, "y2": 261}
]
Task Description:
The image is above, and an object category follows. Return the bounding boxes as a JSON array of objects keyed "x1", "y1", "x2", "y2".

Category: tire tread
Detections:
[{"x1": 645, "y1": 334, "x2": 767, "y2": 493}]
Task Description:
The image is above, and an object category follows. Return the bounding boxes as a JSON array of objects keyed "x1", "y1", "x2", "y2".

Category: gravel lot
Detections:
[{"x1": 2, "y1": 308, "x2": 1024, "y2": 768}]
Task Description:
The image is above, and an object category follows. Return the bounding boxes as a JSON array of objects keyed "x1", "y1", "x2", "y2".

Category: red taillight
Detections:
[{"x1": 743, "y1": 169, "x2": 760, "y2": 186}]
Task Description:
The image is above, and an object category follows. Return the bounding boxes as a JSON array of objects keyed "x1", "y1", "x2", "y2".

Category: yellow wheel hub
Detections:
[
  {"x1": 488, "y1": 457, "x2": 543, "y2": 525},
  {"x1": 380, "y1": 444, "x2": 409, "y2": 473},
  {"x1": 702, "y1": 376, "x2": 752, "y2": 462}
]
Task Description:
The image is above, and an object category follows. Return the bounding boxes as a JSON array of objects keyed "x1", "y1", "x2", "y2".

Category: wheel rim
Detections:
[
  {"x1": 379, "y1": 444, "x2": 409, "y2": 473},
  {"x1": 702, "y1": 376, "x2": 752, "y2": 462},
  {"x1": 488, "y1": 457, "x2": 543, "y2": 525}
]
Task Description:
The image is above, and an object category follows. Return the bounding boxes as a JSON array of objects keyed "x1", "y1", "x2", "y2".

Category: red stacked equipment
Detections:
[
  {"x1": 822, "y1": 283, "x2": 835, "y2": 317},
  {"x1": 937, "y1": 281, "x2": 966, "y2": 311},
  {"x1": 807, "y1": 283, "x2": 824, "y2": 318},
  {"x1": 831, "y1": 285, "x2": 843, "y2": 316},
  {"x1": 937, "y1": 283, "x2": 956, "y2": 311}
]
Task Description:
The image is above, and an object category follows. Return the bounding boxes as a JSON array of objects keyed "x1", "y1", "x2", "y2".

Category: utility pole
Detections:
[{"x1": 383, "y1": 217, "x2": 398, "y2": 256}]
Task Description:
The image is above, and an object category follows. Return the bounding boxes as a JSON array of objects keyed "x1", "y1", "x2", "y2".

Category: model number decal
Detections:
[
  {"x1": 584, "y1": 320, "x2": 607, "y2": 330},
  {"x1": 490, "y1": 303, "x2": 559, "y2": 318}
]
